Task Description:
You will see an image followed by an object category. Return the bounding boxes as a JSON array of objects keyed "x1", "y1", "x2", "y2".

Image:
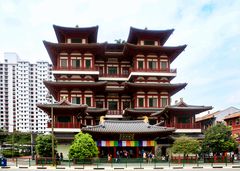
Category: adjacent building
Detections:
[
  {"x1": 0, "y1": 52, "x2": 53, "y2": 133},
  {"x1": 37, "y1": 25, "x2": 212, "y2": 157},
  {"x1": 196, "y1": 107, "x2": 240, "y2": 131}
]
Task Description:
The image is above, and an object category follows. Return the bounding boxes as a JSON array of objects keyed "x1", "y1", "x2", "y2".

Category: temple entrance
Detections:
[{"x1": 99, "y1": 146, "x2": 154, "y2": 158}]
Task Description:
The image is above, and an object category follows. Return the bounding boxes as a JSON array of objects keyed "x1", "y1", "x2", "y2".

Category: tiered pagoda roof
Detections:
[
  {"x1": 127, "y1": 27, "x2": 174, "y2": 45},
  {"x1": 124, "y1": 82, "x2": 187, "y2": 96},
  {"x1": 53, "y1": 25, "x2": 99, "y2": 43},
  {"x1": 43, "y1": 41, "x2": 105, "y2": 66},
  {"x1": 123, "y1": 43, "x2": 187, "y2": 63},
  {"x1": 44, "y1": 81, "x2": 107, "y2": 100}
]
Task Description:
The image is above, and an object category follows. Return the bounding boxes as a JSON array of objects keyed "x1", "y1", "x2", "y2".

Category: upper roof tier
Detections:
[
  {"x1": 127, "y1": 27, "x2": 174, "y2": 45},
  {"x1": 43, "y1": 41, "x2": 106, "y2": 66},
  {"x1": 53, "y1": 25, "x2": 99, "y2": 43},
  {"x1": 123, "y1": 43, "x2": 187, "y2": 63}
]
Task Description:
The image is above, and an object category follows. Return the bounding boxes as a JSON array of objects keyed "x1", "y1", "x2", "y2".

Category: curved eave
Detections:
[
  {"x1": 53, "y1": 25, "x2": 99, "y2": 43},
  {"x1": 127, "y1": 27, "x2": 174, "y2": 45},
  {"x1": 152, "y1": 106, "x2": 213, "y2": 117},
  {"x1": 44, "y1": 81, "x2": 107, "y2": 100},
  {"x1": 37, "y1": 103, "x2": 87, "y2": 116},
  {"x1": 82, "y1": 127, "x2": 175, "y2": 134},
  {"x1": 123, "y1": 43, "x2": 187, "y2": 63},
  {"x1": 124, "y1": 108, "x2": 160, "y2": 117},
  {"x1": 43, "y1": 41, "x2": 105, "y2": 66},
  {"x1": 125, "y1": 82, "x2": 187, "y2": 96}
]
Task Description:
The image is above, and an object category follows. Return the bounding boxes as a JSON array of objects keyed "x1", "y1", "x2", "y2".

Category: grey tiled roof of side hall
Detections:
[{"x1": 82, "y1": 120, "x2": 175, "y2": 133}]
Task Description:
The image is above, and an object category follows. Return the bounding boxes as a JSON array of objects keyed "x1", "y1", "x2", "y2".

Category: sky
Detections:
[{"x1": 0, "y1": 0, "x2": 240, "y2": 115}]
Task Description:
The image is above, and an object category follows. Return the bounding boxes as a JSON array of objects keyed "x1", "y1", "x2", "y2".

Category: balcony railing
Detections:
[
  {"x1": 166, "y1": 123, "x2": 201, "y2": 129},
  {"x1": 48, "y1": 122, "x2": 81, "y2": 128},
  {"x1": 53, "y1": 66, "x2": 98, "y2": 71},
  {"x1": 99, "y1": 73, "x2": 129, "y2": 78},
  {"x1": 108, "y1": 110, "x2": 123, "y2": 115},
  {"x1": 130, "y1": 68, "x2": 177, "y2": 73}
]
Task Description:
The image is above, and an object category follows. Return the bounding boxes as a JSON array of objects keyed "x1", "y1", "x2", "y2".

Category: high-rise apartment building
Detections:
[{"x1": 0, "y1": 52, "x2": 53, "y2": 133}]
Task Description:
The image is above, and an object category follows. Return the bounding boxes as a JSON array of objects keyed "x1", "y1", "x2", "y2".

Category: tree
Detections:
[
  {"x1": 114, "y1": 39, "x2": 125, "y2": 44},
  {"x1": 172, "y1": 135, "x2": 200, "y2": 156},
  {"x1": 68, "y1": 132, "x2": 98, "y2": 160},
  {"x1": 0, "y1": 129, "x2": 7, "y2": 146},
  {"x1": 35, "y1": 134, "x2": 57, "y2": 157},
  {"x1": 201, "y1": 123, "x2": 238, "y2": 155}
]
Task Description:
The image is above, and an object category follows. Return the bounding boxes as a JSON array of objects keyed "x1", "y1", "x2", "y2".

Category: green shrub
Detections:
[{"x1": 2, "y1": 149, "x2": 20, "y2": 158}]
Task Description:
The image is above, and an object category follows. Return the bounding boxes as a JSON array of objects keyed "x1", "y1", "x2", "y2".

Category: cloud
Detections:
[{"x1": 0, "y1": 0, "x2": 240, "y2": 111}]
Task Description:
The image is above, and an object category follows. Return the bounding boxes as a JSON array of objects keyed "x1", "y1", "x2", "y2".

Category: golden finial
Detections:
[
  {"x1": 100, "y1": 116, "x2": 105, "y2": 124},
  {"x1": 143, "y1": 116, "x2": 149, "y2": 123}
]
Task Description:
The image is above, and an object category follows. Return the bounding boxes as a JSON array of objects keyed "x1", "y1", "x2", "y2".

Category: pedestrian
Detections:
[{"x1": 60, "y1": 152, "x2": 63, "y2": 161}]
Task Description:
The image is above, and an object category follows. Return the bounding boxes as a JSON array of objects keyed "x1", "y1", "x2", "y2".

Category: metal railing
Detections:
[{"x1": 4, "y1": 157, "x2": 240, "y2": 169}]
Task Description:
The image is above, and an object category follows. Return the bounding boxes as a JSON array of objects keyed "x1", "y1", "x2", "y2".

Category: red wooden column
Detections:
[
  {"x1": 136, "y1": 147, "x2": 139, "y2": 158},
  {"x1": 68, "y1": 54, "x2": 71, "y2": 70},
  {"x1": 113, "y1": 147, "x2": 116, "y2": 158}
]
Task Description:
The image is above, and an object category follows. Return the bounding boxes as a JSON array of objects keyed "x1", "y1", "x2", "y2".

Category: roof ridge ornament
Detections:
[
  {"x1": 100, "y1": 116, "x2": 105, "y2": 124},
  {"x1": 143, "y1": 116, "x2": 149, "y2": 123}
]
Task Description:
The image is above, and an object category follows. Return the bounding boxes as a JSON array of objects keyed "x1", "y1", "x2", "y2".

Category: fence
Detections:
[{"x1": 3, "y1": 157, "x2": 240, "y2": 169}]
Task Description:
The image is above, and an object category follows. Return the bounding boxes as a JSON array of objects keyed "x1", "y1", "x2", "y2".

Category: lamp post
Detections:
[
  {"x1": 47, "y1": 94, "x2": 55, "y2": 166},
  {"x1": 51, "y1": 100, "x2": 55, "y2": 166}
]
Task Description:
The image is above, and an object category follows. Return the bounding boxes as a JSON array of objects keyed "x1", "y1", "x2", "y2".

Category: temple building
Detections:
[{"x1": 37, "y1": 25, "x2": 212, "y2": 157}]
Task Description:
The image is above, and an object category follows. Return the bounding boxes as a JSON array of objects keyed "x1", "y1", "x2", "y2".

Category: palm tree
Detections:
[{"x1": 114, "y1": 39, "x2": 126, "y2": 44}]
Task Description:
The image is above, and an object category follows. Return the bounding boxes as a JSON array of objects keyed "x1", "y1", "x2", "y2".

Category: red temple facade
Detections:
[
  {"x1": 224, "y1": 112, "x2": 240, "y2": 143},
  {"x1": 37, "y1": 25, "x2": 212, "y2": 157}
]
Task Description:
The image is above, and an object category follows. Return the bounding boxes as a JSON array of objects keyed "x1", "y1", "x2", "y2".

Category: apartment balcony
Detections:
[
  {"x1": 47, "y1": 122, "x2": 81, "y2": 128},
  {"x1": 166, "y1": 123, "x2": 201, "y2": 129}
]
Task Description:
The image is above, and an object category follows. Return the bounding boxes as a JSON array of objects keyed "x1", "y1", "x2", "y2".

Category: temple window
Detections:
[
  {"x1": 137, "y1": 97, "x2": 144, "y2": 107},
  {"x1": 229, "y1": 120, "x2": 233, "y2": 126},
  {"x1": 85, "y1": 96, "x2": 92, "y2": 106},
  {"x1": 122, "y1": 67, "x2": 129, "y2": 75},
  {"x1": 71, "y1": 37, "x2": 83, "y2": 43},
  {"x1": 148, "y1": 60, "x2": 157, "y2": 70},
  {"x1": 60, "y1": 57, "x2": 68, "y2": 69},
  {"x1": 71, "y1": 95, "x2": 81, "y2": 104},
  {"x1": 108, "y1": 66, "x2": 118, "y2": 75},
  {"x1": 85, "y1": 59, "x2": 91, "y2": 69},
  {"x1": 148, "y1": 96, "x2": 158, "y2": 107},
  {"x1": 96, "y1": 101, "x2": 104, "y2": 108},
  {"x1": 71, "y1": 57, "x2": 81, "y2": 69},
  {"x1": 137, "y1": 60, "x2": 144, "y2": 70},
  {"x1": 177, "y1": 116, "x2": 190, "y2": 123},
  {"x1": 236, "y1": 118, "x2": 240, "y2": 125},
  {"x1": 57, "y1": 116, "x2": 71, "y2": 122},
  {"x1": 161, "y1": 97, "x2": 168, "y2": 107},
  {"x1": 144, "y1": 40, "x2": 155, "y2": 45},
  {"x1": 108, "y1": 101, "x2": 118, "y2": 110},
  {"x1": 160, "y1": 60, "x2": 168, "y2": 70}
]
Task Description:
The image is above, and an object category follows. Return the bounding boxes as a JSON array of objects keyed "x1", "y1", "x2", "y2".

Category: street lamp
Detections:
[
  {"x1": 51, "y1": 105, "x2": 55, "y2": 166},
  {"x1": 46, "y1": 94, "x2": 55, "y2": 166}
]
